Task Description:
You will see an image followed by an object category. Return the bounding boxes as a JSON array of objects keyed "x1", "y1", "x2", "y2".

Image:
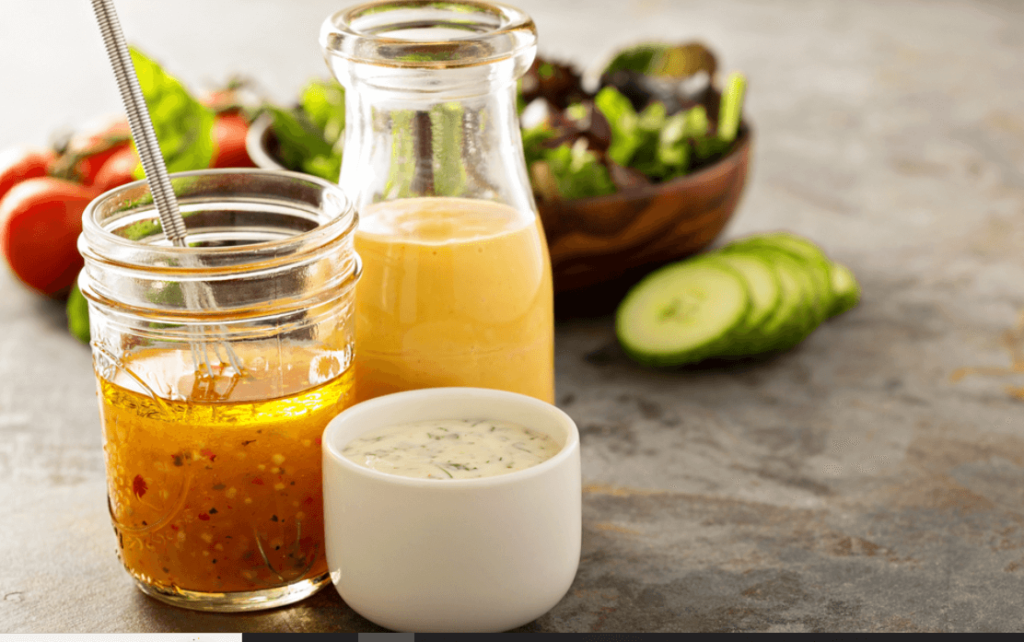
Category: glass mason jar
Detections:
[
  {"x1": 321, "y1": 0, "x2": 555, "y2": 404},
  {"x1": 78, "y1": 169, "x2": 360, "y2": 611}
]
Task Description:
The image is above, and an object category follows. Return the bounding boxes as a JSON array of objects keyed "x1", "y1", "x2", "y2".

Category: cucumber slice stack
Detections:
[{"x1": 616, "y1": 232, "x2": 860, "y2": 367}]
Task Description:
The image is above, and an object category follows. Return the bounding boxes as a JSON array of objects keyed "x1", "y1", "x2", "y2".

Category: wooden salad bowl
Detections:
[
  {"x1": 246, "y1": 117, "x2": 752, "y2": 295},
  {"x1": 539, "y1": 124, "x2": 752, "y2": 293}
]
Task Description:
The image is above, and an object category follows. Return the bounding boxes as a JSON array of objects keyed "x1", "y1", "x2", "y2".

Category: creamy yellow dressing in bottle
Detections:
[{"x1": 353, "y1": 197, "x2": 554, "y2": 403}]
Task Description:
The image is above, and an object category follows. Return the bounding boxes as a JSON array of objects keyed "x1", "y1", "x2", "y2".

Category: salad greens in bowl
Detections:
[{"x1": 247, "y1": 42, "x2": 752, "y2": 292}]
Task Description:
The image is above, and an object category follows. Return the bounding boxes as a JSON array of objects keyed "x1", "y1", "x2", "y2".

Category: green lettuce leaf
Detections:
[
  {"x1": 717, "y1": 71, "x2": 746, "y2": 143},
  {"x1": 128, "y1": 47, "x2": 216, "y2": 179},
  {"x1": 657, "y1": 111, "x2": 689, "y2": 172},
  {"x1": 302, "y1": 154, "x2": 343, "y2": 183},
  {"x1": 595, "y1": 87, "x2": 641, "y2": 166},
  {"x1": 602, "y1": 42, "x2": 717, "y2": 80},
  {"x1": 521, "y1": 121, "x2": 555, "y2": 168},
  {"x1": 431, "y1": 102, "x2": 466, "y2": 196},
  {"x1": 628, "y1": 101, "x2": 669, "y2": 178},
  {"x1": 544, "y1": 140, "x2": 615, "y2": 200},
  {"x1": 266, "y1": 105, "x2": 339, "y2": 181},
  {"x1": 683, "y1": 105, "x2": 709, "y2": 139},
  {"x1": 301, "y1": 79, "x2": 346, "y2": 144}
]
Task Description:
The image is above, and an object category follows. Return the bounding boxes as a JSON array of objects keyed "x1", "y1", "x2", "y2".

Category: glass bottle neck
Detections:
[{"x1": 336, "y1": 60, "x2": 537, "y2": 216}]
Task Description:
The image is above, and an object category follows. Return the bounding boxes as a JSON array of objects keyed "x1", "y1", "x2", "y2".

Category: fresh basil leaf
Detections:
[
  {"x1": 67, "y1": 279, "x2": 90, "y2": 345},
  {"x1": 301, "y1": 79, "x2": 346, "y2": 144},
  {"x1": 594, "y1": 87, "x2": 640, "y2": 166},
  {"x1": 266, "y1": 105, "x2": 336, "y2": 172},
  {"x1": 128, "y1": 47, "x2": 215, "y2": 180}
]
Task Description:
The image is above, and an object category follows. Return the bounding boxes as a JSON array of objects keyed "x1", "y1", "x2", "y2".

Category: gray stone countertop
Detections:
[{"x1": 1, "y1": 0, "x2": 1023, "y2": 633}]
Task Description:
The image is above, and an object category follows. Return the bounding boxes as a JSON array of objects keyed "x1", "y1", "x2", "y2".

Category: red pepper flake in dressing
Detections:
[
  {"x1": 314, "y1": 437, "x2": 322, "y2": 446},
  {"x1": 198, "y1": 513, "x2": 210, "y2": 521},
  {"x1": 200, "y1": 449, "x2": 217, "y2": 462},
  {"x1": 251, "y1": 478, "x2": 264, "y2": 486},
  {"x1": 132, "y1": 475, "x2": 148, "y2": 498}
]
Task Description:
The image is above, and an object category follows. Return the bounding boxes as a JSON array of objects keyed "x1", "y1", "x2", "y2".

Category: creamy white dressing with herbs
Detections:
[{"x1": 342, "y1": 418, "x2": 561, "y2": 479}]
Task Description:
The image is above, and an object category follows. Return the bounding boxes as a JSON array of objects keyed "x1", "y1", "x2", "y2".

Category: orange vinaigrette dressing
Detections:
[
  {"x1": 353, "y1": 197, "x2": 555, "y2": 403},
  {"x1": 99, "y1": 346, "x2": 354, "y2": 594}
]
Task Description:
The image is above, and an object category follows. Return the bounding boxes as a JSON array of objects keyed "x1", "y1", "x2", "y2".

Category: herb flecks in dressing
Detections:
[{"x1": 342, "y1": 419, "x2": 560, "y2": 479}]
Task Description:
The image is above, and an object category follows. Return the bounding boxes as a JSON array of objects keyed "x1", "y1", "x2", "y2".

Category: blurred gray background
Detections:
[
  {"x1": 3, "y1": 0, "x2": 1024, "y2": 633},
  {"x1": 2, "y1": 0, "x2": 1022, "y2": 250},
  {"x1": 9, "y1": 0, "x2": 772, "y2": 146}
]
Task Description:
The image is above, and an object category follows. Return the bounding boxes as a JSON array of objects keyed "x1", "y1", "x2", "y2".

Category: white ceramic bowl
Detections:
[
  {"x1": 322, "y1": 387, "x2": 582, "y2": 632},
  {"x1": 245, "y1": 113, "x2": 287, "y2": 171}
]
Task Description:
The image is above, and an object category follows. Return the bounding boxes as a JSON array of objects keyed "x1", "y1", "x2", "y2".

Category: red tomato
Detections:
[
  {"x1": 76, "y1": 142, "x2": 130, "y2": 186},
  {"x1": 0, "y1": 147, "x2": 56, "y2": 203},
  {"x1": 59, "y1": 117, "x2": 132, "y2": 186},
  {"x1": 0, "y1": 178, "x2": 100, "y2": 297},
  {"x1": 92, "y1": 145, "x2": 140, "y2": 192},
  {"x1": 211, "y1": 111, "x2": 257, "y2": 168}
]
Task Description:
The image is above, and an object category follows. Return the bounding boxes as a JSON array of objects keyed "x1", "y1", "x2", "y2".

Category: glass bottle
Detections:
[
  {"x1": 78, "y1": 169, "x2": 360, "y2": 611},
  {"x1": 321, "y1": 0, "x2": 554, "y2": 403}
]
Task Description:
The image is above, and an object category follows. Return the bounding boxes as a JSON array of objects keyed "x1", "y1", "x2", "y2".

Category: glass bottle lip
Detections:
[
  {"x1": 321, "y1": 0, "x2": 536, "y2": 69},
  {"x1": 80, "y1": 168, "x2": 358, "y2": 274}
]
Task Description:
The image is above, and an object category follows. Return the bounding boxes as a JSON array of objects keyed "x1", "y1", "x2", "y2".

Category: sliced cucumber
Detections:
[
  {"x1": 755, "y1": 232, "x2": 830, "y2": 264},
  {"x1": 616, "y1": 259, "x2": 750, "y2": 366},
  {"x1": 709, "y1": 253, "x2": 781, "y2": 356},
  {"x1": 616, "y1": 232, "x2": 860, "y2": 368},
  {"x1": 751, "y1": 248, "x2": 815, "y2": 351},
  {"x1": 727, "y1": 234, "x2": 833, "y2": 327},
  {"x1": 763, "y1": 234, "x2": 835, "y2": 325},
  {"x1": 720, "y1": 244, "x2": 808, "y2": 352},
  {"x1": 828, "y1": 262, "x2": 860, "y2": 316}
]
